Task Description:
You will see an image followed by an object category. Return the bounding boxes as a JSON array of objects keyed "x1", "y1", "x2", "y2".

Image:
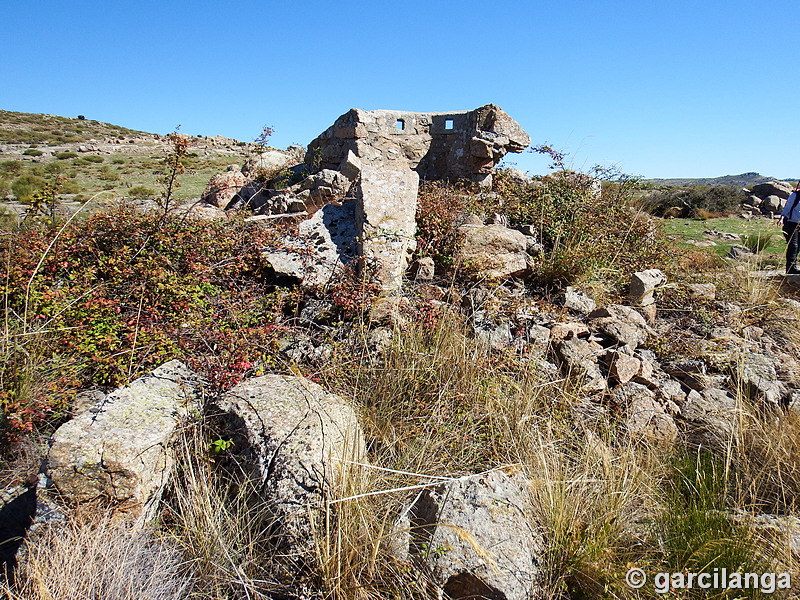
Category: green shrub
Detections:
[
  {"x1": 0, "y1": 160, "x2": 24, "y2": 176},
  {"x1": 642, "y1": 186, "x2": 743, "y2": 217},
  {"x1": 494, "y1": 167, "x2": 673, "y2": 289},
  {"x1": 11, "y1": 173, "x2": 46, "y2": 202},
  {"x1": 84, "y1": 155, "x2": 104, "y2": 163},
  {"x1": 60, "y1": 180, "x2": 82, "y2": 194},
  {"x1": 127, "y1": 185, "x2": 156, "y2": 198},
  {"x1": 55, "y1": 151, "x2": 78, "y2": 160},
  {"x1": 415, "y1": 180, "x2": 474, "y2": 266},
  {"x1": 44, "y1": 162, "x2": 65, "y2": 175},
  {"x1": 656, "y1": 451, "x2": 772, "y2": 598},
  {"x1": 741, "y1": 231, "x2": 773, "y2": 254},
  {"x1": 98, "y1": 165, "x2": 120, "y2": 181},
  {"x1": 23, "y1": 148, "x2": 43, "y2": 157}
]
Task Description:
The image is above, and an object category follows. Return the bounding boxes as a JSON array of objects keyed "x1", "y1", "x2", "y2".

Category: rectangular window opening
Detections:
[
  {"x1": 444, "y1": 118, "x2": 454, "y2": 130},
  {"x1": 396, "y1": 119, "x2": 405, "y2": 131}
]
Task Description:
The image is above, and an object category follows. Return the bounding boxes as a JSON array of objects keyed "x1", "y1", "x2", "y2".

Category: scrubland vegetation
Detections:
[
  {"x1": 1, "y1": 117, "x2": 800, "y2": 599},
  {"x1": 0, "y1": 111, "x2": 248, "y2": 206}
]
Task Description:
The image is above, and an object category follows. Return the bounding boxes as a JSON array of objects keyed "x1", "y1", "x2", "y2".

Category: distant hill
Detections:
[
  {"x1": 0, "y1": 110, "x2": 253, "y2": 207},
  {"x1": 645, "y1": 172, "x2": 798, "y2": 188},
  {"x1": 0, "y1": 110, "x2": 148, "y2": 145}
]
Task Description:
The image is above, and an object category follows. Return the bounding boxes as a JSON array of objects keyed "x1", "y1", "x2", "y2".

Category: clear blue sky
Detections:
[{"x1": 3, "y1": 0, "x2": 799, "y2": 179}]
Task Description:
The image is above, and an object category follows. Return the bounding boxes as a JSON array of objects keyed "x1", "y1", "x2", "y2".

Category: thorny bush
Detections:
[
  {"x1": 415, "y1": 163, "x2": 673, "y2": 289},
  {"x1": 0, "y1": 206, "x2": 301, "y2": 443}
]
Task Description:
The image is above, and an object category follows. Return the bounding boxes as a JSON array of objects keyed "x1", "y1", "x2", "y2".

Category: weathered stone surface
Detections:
[
  {"x1": 370, "y1": 296, "x2": 410, "y2": 327},
  {"x1": 455, "y1": 224, "x2": 535, "y2": 280},
  {"x1": 357, "y1": 167, "x2": 418, "y2": 291},
  {"x1": 731, "y1": 352, "x2": 787, "y2": 404},
  {"x1": 402, "y1": 470, "x2": 543, "y2": 600},
  {"x1": 201, "y1": 167, "x2": 248, "y2": 207},
  {"x1": 605, "y1": 350, "x2": 642, "y2": 385},
  {"x1": 549, "y1": 322, "x2": 589, "y2": 341},
  {"x1": 299, "y1": 168, "x2": 354, "y2": 213},
  {"x1": 71, "y1": 389, "x2": 106, "y2": 416},
  {"x1": 687, "y1": 282, "x2": 716, "y2": 300},
  {"x1": 682, "y1": 388, "x2": 739, "y2": 444},
  {"x1": 473, "y1": 318, "x2": 513, "y2": 350},
  {"x1": 411, "y1": 256, "x2": 435, "y2": 281},
  {"x1": 526, "y1": 325, "x2": 552, "y2": 358},
  {"x1": 751, "y1": 181, "x2": 793, "y2": 200},
  {"x1": 563, "y1": 286, "x2": 597, "y2": 313},
  {"x1": 739, "y1": 513, "x2": 800, "y2": 561},
  {"x1": 762, "y1": 195, "x2": 784, "y2": 213},
  {"x1": 503, "y1": 168, "x2": 533, "y2": 187},
  {"x1": 212, "y1": 375, "x2": 365, "y2": 548},
  {"x1": 614, "y1": 382, "x2": 678, "y2": 443},
  {"x1": 47, "y1": 361, "x2": 204, "y2": 516},
  {"x1": 241, "y1": 148, "x2": 297, "y2": 178},
  {"x1": 262, "y1": 201, "x2": 359, "y2": 286},
  {"x1": 629, "y1": 269, "x2": 667, "y2": 307},
  {"x1": 662, "y1": 358, "x2": 719, "y2": 391},
  {"x1": 728, "y1": 244, "x2": 754, "y2": 260},
  {"x1": 305, "y1": 105, "x2": 530, "y2": 183},
  {"x1": 588, "y1": 305, "x2": 650, "y2": 349},
  {"x1": 554, "y1": 337, "x2": 607, "y2": 392}
]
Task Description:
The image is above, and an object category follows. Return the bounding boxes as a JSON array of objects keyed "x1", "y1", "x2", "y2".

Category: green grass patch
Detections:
[{"x1": 660, "y1": 217, "x2": 785, "y2": 258}]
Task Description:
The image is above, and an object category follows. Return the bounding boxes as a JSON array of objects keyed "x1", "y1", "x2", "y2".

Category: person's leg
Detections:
[{"x1": 784, "y1": 221, "x2": 800, "y2": 273}]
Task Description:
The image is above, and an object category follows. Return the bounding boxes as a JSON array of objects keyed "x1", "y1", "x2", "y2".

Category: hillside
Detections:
[
  {"x1": 645, "y1": 172, "x2": 798, "y2": 187},
  {"x1": 0, "y1": 110, "x2": 253, "y2": 210}
]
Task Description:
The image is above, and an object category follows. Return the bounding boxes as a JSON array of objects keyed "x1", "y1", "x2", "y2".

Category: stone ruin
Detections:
[{"x1": 203, "y1": 105, "x2": 530, "y2": 291}]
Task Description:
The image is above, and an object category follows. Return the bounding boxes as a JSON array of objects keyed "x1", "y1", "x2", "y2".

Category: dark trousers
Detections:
[{"x1": 783, "y1": 220, "x2": 800, "y2": 273}]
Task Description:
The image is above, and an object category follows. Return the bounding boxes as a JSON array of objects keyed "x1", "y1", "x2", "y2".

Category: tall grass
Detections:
[
  {"x1": 741, "y1": 231, "x2": 774, "y2": 255},
  {"x1": 0, "y1": 515, "x2": 191, "y2": 600},
  {"x1": 528, "y1": 430, "x2": 667, "y2": 599},
  {"x1": 163, "y1": 422, "x2": 286, "y2": 599}
]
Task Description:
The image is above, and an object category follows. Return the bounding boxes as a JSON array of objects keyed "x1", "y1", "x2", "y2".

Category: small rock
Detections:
[
  {"x1": 562, "y1": 287, "x2": 597, "y2": 313},
  {"x1": 201, "y1": 169, "x2": 248, "y2": 208},
  {"x1": 681, "y1": 388, "x2": 739, "y2": 444},
  {"x1": 629, "y1": 269, "x2": 667, "y2": 306},
  {"x1": 687, "y1": 282, "x2": 716, "y2": 300},
  {"x1": 212, "y1": 375, "x2": 366, "y2": 554},
  {"x1": 588, "y1": 304, "x2": 649, "y2": 348},
  {"x1": 370, "y1": 296, "x2": 409, "y2": 327},
  {"x1": 554, "y1": 337, "x2": 607, "y2": 392},
  {"x1": 614, "y1": 382, "x2": 678, "y2": 443},
  {"x1": 605, "y1": 350, "x2": 642, "y2": 385},
  {"x1": 728, "y1": 244, "x2": 754, "y2": 260},
  {"x1": 400, "y1": 469, "x2": 543, "y2": 600},
  {"x1": 455, "y1": 224, "x2": 535, "y2": 280},
  {"x1": 549, "y1": 322, "x2": 589, "y2": 341},
  {"x1": 411, "y1": 256, "x2": 435, "y2": 281},
  {"x1": 732, "y1": 353, "x2": 787, "y2": 405},
  {"x1": 47, "y1": 361, "x2": 204, "y2": 521}
]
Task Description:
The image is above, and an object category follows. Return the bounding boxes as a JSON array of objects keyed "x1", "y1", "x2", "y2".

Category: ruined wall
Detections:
[
  {"x1": 305, "y1": 104, "x2": 530, "y2": 185},
  {"x1": 300, "y1": 105, "x2": 530, "y2": 291}
]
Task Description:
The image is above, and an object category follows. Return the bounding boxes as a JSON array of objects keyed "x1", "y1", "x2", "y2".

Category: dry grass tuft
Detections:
[
  {"x1": 163, "y1": 423, "x2": 287, "y2": 599},
  {"x1": 733, "y1": 407, "x2": 800, "y2": 514},
  {"x1": 1, "y1": 515, "x2": 191, "y2": 600},
  {"x1": 526, "y1": 428, "x2": 666, "y2": 598}
]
